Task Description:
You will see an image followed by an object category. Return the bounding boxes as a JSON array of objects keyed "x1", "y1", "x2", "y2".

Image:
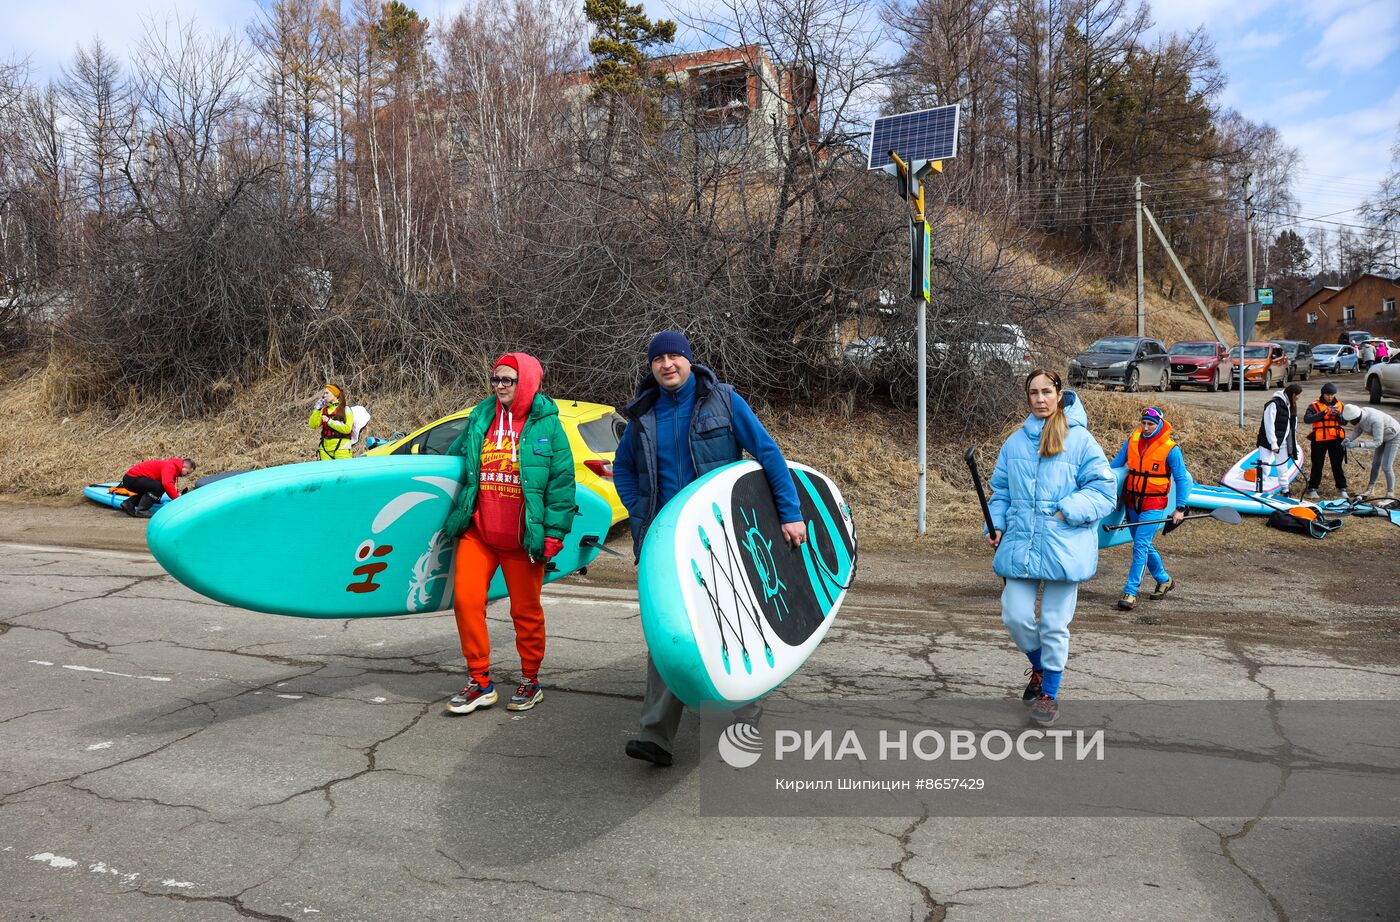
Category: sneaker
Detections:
[
  {"x1": 1116, "y1": 593, "x2": 1137, "y2": 611},
  {"x1": 1149, "y1": 578, "x2": 1175, "y2": 601},
  {"x1": 1340, "y1": 490, "x2": 1350, "y2": 501},
  {"x1": 1021, "y1": 667, "x2": 1044, "y2": 705},
  {"x1": 506, "y1": 679, "x2": 543, "y2": 711},
  {"x1": 444, "y1": 680, "x2": 497, "y2": 715},
  {"x1": 1029, "y1": 694, "x2": 1059, "y2": 726},
  {"x1": 1304, "y1": 489, "x2": 1320, "y2": 500},
  {"x1": 625, "y1": 739, "x2": 673, "y2": 767}
]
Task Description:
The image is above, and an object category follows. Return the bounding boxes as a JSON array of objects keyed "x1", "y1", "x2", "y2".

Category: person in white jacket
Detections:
[
  {"x1": 1341, "y1": 403, "x2": 1400, "y2": 499},
  {"x1": 1256, "y1": 384, "x2": 1303, "y2": 490}
]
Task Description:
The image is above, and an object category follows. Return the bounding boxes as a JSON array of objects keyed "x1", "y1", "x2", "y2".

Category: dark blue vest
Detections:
[{"x1": 623, "y1": 365, "x2": 739, "y2": 557}]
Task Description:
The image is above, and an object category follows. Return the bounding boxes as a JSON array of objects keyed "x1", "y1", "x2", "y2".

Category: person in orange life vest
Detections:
[
  {"x1": 1303, "y1": 382, "x2": 1348, "y2": 500},
  {"x1": 309, "y1": 384, "x2": 354, "y2": 460},
  {"x1": 438, "y1": 354, "x2": 577, "y2": 716},
  {"x1": 119, "y1": 457, "x2": 196, "y2": 518},
  {"x1": 1110, "y1": 407, "x2": 1193, "y2": 611}
]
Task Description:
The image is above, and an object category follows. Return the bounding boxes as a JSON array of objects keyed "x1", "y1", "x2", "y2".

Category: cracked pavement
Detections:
[{"x1": 1, "y1": 536, "x2": 1398, "y2": 921}]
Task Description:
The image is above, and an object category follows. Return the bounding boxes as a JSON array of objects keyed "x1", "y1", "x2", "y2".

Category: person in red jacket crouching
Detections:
[{"x1": 119, "y1": 457, "x2": 196, "y2": 517}]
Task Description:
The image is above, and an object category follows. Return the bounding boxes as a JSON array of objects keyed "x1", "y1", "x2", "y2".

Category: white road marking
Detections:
[
  {"x1": 85, "y1": 742, "x2": 113, "y2": 751},
  {"x1": 29, "y1": 853, "x2": 78, "y2": 868},
  {"x1": 27, "y1": 661, "x2": 172, "y2": 683},
  {"x1": 162, "y1": 879, "x2": 196, "y2": 888},
  {"x1": 276, "y1": 694, "x2": 303, "y2": 700}
]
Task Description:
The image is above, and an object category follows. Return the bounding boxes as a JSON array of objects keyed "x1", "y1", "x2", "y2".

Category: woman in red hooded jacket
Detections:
[{"x1": 439, "y1": 353, "x2": 576, "y2": 716}]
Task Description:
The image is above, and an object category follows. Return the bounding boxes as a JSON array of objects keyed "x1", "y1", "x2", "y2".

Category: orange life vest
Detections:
[
  {"x1": 1125, "y1": 422, "x2": 1176, "y2": 512},
  {"x1": 1308, "y1": 399, "x2": 1345, "y2": 442}
]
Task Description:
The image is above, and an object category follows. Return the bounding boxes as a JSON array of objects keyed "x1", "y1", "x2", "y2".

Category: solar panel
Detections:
[{"x1": 867, "y1": 104, "x2": 960, "y2": 170}]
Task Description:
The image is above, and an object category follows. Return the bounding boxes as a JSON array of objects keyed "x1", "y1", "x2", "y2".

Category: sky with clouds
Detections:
[{"x1": 4, "y1": 0, "x2": 1397, "y2": 241}]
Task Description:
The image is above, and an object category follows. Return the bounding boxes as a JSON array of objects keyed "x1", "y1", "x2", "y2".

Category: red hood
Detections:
[{"x1": 492, "y1": 352, "x2": 543, "y2": 429}]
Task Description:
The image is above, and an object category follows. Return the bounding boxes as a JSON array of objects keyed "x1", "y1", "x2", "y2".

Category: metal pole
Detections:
[
  {"x1": 1244, "y1": 173, "x2": 1255, "y2": 301},
  {"x1": 1241, "y1": 174, "x2": 1253, "y2": 430},
  {"x1": 1238, "y1": 317, "x2": 1245, "y2": 429},
  {"x1": 917, "y1": 293, "x2": 927, "y2": 534},
  {"x1": 1135, "y1": 176, "x2": 1144, "y2": 337}
]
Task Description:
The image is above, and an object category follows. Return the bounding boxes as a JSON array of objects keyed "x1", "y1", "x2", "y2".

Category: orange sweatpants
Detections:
[{"x1": 451, "y1": 528, "x2": 546, "y2": 686}]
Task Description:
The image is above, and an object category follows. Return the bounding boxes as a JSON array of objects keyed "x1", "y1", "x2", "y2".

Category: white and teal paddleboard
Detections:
[
  {"x1": 146, "y1": 457, "x2": 612, "y2": 618},
  {"x1": 1221, "y1": 445, "x2": 1303, "y2": 494},
  {"x1": 639, "y1": 461, "x2": 857, "y2": 712}
]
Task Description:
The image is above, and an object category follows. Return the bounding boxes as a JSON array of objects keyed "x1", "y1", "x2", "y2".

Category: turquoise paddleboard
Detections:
[
  {"x1": 639, "y1": 461, "x2": 857, "y2": 712},
  {"x1": 84, "y1": 482, "x2": 171, "y2": 511},
  {"x1": 147, "y1": 457, "x2": 612, "y2": 618},
  {"x1": 1099, "y1": 466, "x2": 1179, "y2": 549}
]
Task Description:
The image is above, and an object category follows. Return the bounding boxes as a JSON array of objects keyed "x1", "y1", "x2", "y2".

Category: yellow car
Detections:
[{"x1": 365, "y1": 399, "x2": 628, "y2": 526}]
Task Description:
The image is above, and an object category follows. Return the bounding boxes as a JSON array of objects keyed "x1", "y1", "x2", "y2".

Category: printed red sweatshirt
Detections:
[{"x1": 471, "y1": 353, "x2": 542, "y2": 553}]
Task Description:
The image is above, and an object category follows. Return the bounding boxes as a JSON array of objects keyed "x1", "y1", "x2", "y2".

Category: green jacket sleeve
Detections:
[{"x1": 543, "y1": 420, "x2": 577, "y2": 538}]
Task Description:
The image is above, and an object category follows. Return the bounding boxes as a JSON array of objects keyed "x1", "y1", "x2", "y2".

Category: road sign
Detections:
[
  {"x1": 1227, "y1": 302, "x2": 1262, "y2": 343},
  {"x1": 907, "y1": 219, "x2": 923, "y2": 300},
  {"x1": 922, "y1": 220, "x2": 931, "y2": 303},
  {"x1": 1258, "y1": 308, "x2": 1272, "y2": 323},
  {"x1": 1257, "y1": 288, "x2": 1273, "y2": 304}
]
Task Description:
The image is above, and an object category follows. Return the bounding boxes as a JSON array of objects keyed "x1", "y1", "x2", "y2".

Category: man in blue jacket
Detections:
[{"x1": 615, "y1": 331, "x2": 807, "y2": 767}]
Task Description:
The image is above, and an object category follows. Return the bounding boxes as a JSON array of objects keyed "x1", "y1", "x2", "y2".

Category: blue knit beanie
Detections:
[{"x1": 648, "y1": 330, "x2": 694, "y2": 363}]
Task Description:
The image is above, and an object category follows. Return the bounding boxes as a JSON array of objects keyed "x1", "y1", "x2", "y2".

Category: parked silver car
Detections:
[{"x1": 1068, "y1": 336, "x2": 1171, "y2": 392}]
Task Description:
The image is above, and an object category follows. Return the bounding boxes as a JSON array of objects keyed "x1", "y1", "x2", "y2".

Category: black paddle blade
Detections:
[
  {"x1": 1163, "y1": 516, "x2": 1182, "y2": 535},
  {"x1": 1211, "y1": 507, "x2": 1243, "y2": 525}
]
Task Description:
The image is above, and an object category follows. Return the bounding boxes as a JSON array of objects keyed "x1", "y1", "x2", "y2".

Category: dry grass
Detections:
[{"x1": 1, "y1": 367, "x2": 1392, "y2": 554}]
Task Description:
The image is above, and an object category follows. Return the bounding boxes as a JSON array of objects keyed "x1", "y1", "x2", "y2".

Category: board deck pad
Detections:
[
  {"x1": 640, "y1": 461, "x2": 856, "y2": 711},
  {"x1": 1222, "y1": 445, "x2": 1303, "y2": 494},
  {"x1": 146, "y1": 457, "x2": 612, "y2": 618}
]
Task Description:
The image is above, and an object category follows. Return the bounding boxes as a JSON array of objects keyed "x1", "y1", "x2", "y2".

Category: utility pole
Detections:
[
  {"x1": 1135, "y1": 176, "x2": 1145, "y2": 336},
  {"x1": 1243, "y1": 172, "x2": 1255, "y2": 302}
]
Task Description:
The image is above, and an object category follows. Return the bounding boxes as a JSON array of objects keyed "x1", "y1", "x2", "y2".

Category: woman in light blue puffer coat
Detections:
[{"x1": 988, "y1": 369, "x2": 1117, "y2": 726}]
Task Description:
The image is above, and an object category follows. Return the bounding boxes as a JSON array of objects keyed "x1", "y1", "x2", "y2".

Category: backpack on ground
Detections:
[{"x1": 1266, "y1": 509, "x2": 1341, "y2": 540}]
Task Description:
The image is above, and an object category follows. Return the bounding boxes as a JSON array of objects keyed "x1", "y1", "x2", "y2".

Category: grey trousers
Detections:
[
  {"x1": 637, "y1": 654, "x2": 760, "y2": 753},
  {"x1": 1366, "y1": 437, "x2": 1399, "y2": 493}
]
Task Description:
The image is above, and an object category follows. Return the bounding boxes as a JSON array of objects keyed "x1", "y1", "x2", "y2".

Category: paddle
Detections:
[
  {"x1": 964, "y1": 447, "x2": 997, "y2": 541},
  {"x1": 1102, "y1": 506, "x2": 1242, "y2": 533},
  {"x1": 1217, "y1": 479, "x2": 1320, "y2": 521}
]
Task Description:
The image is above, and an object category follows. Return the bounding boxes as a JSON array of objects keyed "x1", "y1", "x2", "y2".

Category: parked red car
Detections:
[{"x1": 1168, "y1": 340, "x2": 1232, "y2": 392}]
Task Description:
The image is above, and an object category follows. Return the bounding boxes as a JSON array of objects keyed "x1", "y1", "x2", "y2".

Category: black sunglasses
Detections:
[{"x1": 489, "y1": 376, "x2": 518, "y2": 386}]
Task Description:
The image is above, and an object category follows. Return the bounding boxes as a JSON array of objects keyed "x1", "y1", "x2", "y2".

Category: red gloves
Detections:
[{"x1": 543, "y1": 537, "x2": 563, "y2": 559}]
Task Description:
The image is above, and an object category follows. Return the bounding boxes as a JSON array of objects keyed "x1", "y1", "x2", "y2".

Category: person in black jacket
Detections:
[{"x1": 1257, "y1": 383, "x2": 1303, "y2": 492}]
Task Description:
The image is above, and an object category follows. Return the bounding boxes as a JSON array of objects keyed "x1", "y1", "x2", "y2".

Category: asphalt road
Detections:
[{"x1": 3, "y1": 539, "x2": 1399, "y2": 921}]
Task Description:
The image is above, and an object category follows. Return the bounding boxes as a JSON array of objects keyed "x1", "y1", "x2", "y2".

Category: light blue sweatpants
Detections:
[
  {"x1": 1123, "y1": 507, "x2": 1170, "y2": 596},
  {"x1": 1001, "y1": 578, "x2": 1078, "y2": 673}
]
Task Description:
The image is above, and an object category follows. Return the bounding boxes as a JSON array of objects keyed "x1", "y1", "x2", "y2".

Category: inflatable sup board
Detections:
[
  {"x1": 146, "y1": 457, "x2": 612, "y2": 618},
  {"x1": 83, "y1": 482, "x2": 172, "y2": 510},
  {"x1": 1099, "y1": 466, "x2": 1179, "y2": 548},
  {"x1": 638, "y1": 461, "x2": 856, "y2": 712},
  {"x1": 84, "y1": 471, "x2": 250, "y2": 512},
  {"x1": 1221, "y1": 445, "x2": 1303, "y2": 495}
]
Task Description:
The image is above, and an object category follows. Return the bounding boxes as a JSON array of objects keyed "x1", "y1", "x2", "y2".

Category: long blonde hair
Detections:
[{"x1": 1026, "y1": 368, "x2": 1067, "y2": 457}]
